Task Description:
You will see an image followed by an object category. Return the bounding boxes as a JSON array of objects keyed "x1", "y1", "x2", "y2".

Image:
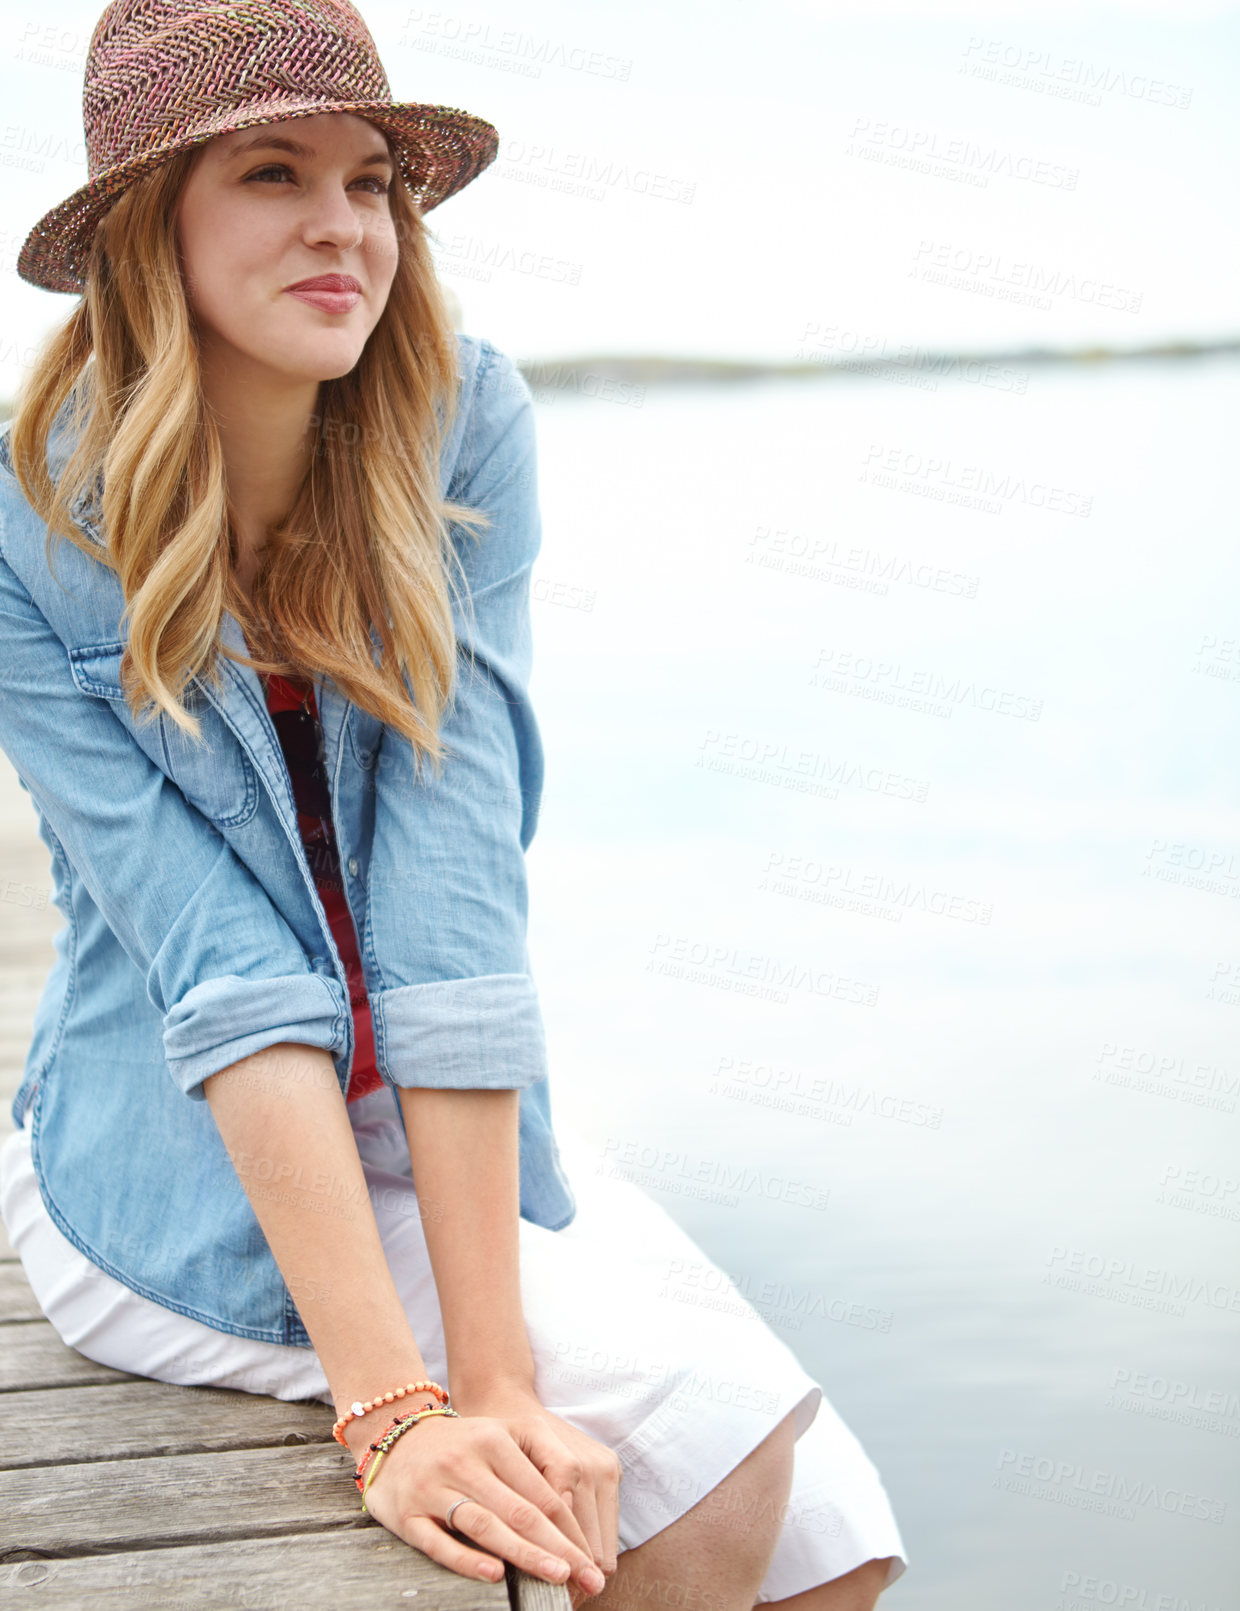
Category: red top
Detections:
[{"x1": 261, "y1": 672, "x2": 383, "y2": 1104}]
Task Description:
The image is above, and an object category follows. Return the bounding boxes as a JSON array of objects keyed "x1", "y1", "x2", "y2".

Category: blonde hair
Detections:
[{"x1": 5, "y1": 137, "x2": 491, "y2": 773}]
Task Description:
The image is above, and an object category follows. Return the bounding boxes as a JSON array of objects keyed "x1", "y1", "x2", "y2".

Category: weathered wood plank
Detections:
[
  {"x1": 0, "y1": 1526, "x2": 510, "y2": 1608},
  {"x1": 1, "y1": 1449, "x2": 572, "y2": 1607},
  {"x1": 0, "y1": 1381, "x2": 335, "y2": 1469},
  {"x1": 0, "y1": 1320, "x2": 142, "y2": 1391},
  {"x1": 1, "y1": 1442, "x2": 373, "y2": 1554},
  {"x1": 513, "y1": 1568, "x2": 578, "y2": 1609},
  {"x1": 0, "y1": 1259, "x2": 39, "y2": 1319},
  {"x1": 0, "y1": 1118, "x2": 16, "y2": 1263}
]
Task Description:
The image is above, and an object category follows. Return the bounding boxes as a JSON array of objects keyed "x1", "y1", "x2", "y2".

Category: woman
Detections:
[{"x1": 0, "y1": 1, "x2": 909, "y2": 1604}]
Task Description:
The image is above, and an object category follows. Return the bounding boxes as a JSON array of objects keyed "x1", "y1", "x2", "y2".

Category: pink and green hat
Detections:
[{"x1": 18, "y1": 0, "x2": 500, "y2": 295}]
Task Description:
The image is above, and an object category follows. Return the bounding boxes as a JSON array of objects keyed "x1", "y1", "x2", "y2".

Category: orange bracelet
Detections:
[
  {"x1": 354, "y1": 1405, "x2": 461, "y2": 1495},
  {"x1": 332, "y1": 1378, "x2": 450, "y2": 1445}
]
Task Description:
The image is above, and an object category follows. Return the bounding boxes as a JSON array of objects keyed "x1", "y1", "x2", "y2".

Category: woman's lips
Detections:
[{"x1": 285, "y1": 286, "x2": 361, "y2": 313}]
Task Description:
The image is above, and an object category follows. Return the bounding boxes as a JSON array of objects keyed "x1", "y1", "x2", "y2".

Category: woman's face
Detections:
[{"x1": 175, "y1": 112, "x2": 401, "y2": 388}]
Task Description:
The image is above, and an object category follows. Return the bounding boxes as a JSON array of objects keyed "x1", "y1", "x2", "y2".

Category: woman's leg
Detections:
[
  {"x1": 506, "y1": 1123, "x2": 907, "y2": 1607},
  {"x1": 762, "y1": 1556, "x2": 897, "y2": 1610},
  {"x1": 575, "y1": 1410, "x2": 797, "y2": 1611}
]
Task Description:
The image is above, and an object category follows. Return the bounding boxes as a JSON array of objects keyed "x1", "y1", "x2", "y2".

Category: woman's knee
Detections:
[
  {"x1": 590, "y1": 1413, "x2": 798, "y2": 1607},
  {"x1": 690, "y1": 1410, "x2": 798, "y2": 1555},
  {"x1": 766, "y1": 1554, "x2": 896, "y2": 1610}
]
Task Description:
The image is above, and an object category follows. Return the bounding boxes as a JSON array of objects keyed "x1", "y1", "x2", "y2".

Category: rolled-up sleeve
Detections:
[
  {"x1": 366, "y1": 342, "x2": 549, "y2": 1091},
  {"x1": 0, "y1": 526, "x2": 347, "y2": 1103}
]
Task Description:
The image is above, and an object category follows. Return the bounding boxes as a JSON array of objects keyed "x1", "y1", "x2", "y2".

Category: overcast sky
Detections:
[{"x1": 0, "y1": 0, "x2": 1235, "y2": 384}]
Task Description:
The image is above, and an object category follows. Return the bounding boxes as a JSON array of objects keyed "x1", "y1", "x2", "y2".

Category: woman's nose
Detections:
[{"x1": 303, "y1": 186, "x2": 366, "y2": 247}]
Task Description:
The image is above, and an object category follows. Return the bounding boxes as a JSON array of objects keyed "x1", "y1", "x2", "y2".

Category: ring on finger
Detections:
[{"x1": 445, "y1": 1495, "x2": 471, "y2": 1532}]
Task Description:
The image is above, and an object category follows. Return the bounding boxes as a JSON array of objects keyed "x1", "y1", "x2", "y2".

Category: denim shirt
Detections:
[{"x1": 0, "y1": 333, "x2": 577, "y2": 1347}]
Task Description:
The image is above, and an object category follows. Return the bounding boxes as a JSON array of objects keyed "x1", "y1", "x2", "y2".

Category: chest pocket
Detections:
[
  {"x1": 347, "y1": 704, "x2": 383, "y2": 777},
  {"x1": 68, "y1": 641, "x2": 260, "y2": 830}
]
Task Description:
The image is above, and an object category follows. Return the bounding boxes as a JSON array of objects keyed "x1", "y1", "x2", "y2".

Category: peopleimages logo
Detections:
[
  {"x1": 846, "y1": 116, "x2": 1080, "y2": 190},
  {"x1": 1057, "y1": 1570, "x2": 1220, "y2": 1611},
  {"x1": 746, "y1": 521, "x2": 984, "y2": 597},
  {"x1": 646, "y1": 931, "x2": 880, "y2": 1008},
  {"x1": 809, "y1": 645, "x2": 1044, "y2": 721},
  {"x1": 959, "y1": 36, "x2": 1194, "y2": 110},
  {"x1": 694, "y1": 728, "x2": 931, "y2": 805},
  {"x1": 597, "y1": 1136, "x2": 831, "y2": 1213},
  {"x1": 859, "y1": 440, "x2": 1093, "y2": 516},
  {"x1": 1044, "y1": 1245, "x2": 1240, "y2": 1315},
  {"x1": 995, "y1": 1448, "x2": 1225, "y2": 1524},
  {"x1": 909, "y1": 238, "x2": 1143, "y2": 314},
  {"x1": 711, "y1": 1054, "x2": 945, "y2": 1130}
]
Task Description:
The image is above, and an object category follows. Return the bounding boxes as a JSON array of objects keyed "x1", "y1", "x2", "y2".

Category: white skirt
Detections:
[{"x1": 0, "y1": 1089, "x2": 909, "y2": 1601}]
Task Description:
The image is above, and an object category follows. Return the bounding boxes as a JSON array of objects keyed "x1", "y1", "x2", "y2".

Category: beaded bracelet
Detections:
[
  {"x1": 360, "y1": 1404, "x2": 460, "y2": 1514},
  {"x1": 360, "y1": 1408, "x2": 455, "y2": 1511},
  {"x1": 332, "y1": 1378, "x2": 450, "y2": 1445},
  {"x1": 353, "y1": 1404, "x2": 460, "y2": 1491}
]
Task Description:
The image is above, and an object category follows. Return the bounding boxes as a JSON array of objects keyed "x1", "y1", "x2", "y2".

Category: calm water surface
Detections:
[{"x1": 521, "y1": 355, "x2": 1240, "y2": 1610}]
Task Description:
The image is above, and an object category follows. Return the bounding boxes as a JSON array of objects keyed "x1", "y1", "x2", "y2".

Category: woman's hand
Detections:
[
  {"x1": 448, "y1": 1380, "x2": 623, "y2": 1602},
  {"x1": 347, "y1": 1403, "x2": 609, "y2": 1596}
]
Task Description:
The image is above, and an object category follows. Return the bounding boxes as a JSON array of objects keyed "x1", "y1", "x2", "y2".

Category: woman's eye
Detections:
[{"x1": 245, "y1": 165, "x2": 390, "y2": 195}]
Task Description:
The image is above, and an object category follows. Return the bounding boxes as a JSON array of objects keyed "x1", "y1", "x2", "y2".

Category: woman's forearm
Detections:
[
  {"x1": 396, "y1": 1086, "x2": 535, "y2": 1405},
  {"x1": 203, "y1": 1042, "x2": 432, "y2": 1457}
]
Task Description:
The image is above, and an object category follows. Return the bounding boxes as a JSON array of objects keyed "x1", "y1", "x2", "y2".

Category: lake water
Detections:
[{"x1": 520, "y1": 354, "x2": 1240, "y2": 1609}]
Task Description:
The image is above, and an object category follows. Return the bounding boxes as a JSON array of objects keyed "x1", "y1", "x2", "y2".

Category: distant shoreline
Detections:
[
  {"x1": 2, "y1": 337, "x2": 1236, "y2": 418},
  {"x1": 513, "y1": 337, "x2": 1240, "y2": 389}
]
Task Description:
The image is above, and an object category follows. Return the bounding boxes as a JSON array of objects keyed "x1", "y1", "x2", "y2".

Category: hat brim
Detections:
[{"x1": 17, "y1": 98, "x2": 499, "y2": 295}]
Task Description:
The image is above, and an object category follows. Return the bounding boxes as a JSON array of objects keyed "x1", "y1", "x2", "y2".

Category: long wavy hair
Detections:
[{"x1": 5, "y1": 134, "x2": 492, "y2": 772}]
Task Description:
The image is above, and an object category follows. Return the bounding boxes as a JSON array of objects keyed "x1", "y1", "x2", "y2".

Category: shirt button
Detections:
[{"x1": 347, "y1": 856, "x2": 359, "y2": 877}]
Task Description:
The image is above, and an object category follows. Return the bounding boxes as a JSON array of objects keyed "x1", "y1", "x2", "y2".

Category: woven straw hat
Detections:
[{"x1": 18, "y1": 0, "x2": 499, "y2": 294}]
